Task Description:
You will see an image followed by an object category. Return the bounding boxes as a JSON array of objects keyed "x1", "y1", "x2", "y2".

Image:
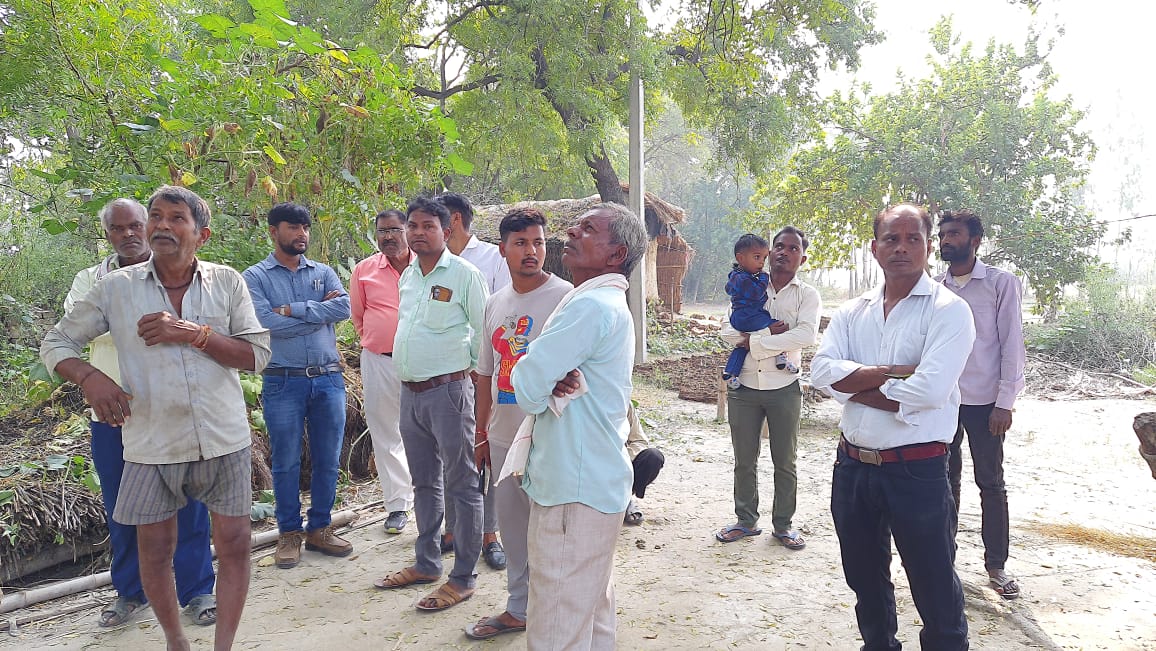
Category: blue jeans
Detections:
[
  {"x1": 831, "y1": 445, "x2": 968, "y2": 651},
  {"x1": 91, "y1": 421, "x2": 214, "y2": 606},
  {"x1": 262, "y1": 372, "x2": 347, "y2": 533}
]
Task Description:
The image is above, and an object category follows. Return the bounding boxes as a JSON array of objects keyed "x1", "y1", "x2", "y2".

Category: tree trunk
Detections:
[{"x1": 586, "y1": 143, "x2": 627, "y2": 205}]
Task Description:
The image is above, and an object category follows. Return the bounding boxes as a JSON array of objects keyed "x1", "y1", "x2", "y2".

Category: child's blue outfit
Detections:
[{"x1": 723, "y1": 266, "x2": 796, "y2": 388}]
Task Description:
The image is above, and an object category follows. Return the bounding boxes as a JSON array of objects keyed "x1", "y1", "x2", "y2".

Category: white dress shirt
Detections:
[
  {"x1": 720, "y1": 275, "x2": 821, "y2": 391},
  {"x1": 811, "y1": 274, "x2": 975, "y2": 449},
  {"x1": 459, "y1": 235, "x2": 511, "y2": 294}
]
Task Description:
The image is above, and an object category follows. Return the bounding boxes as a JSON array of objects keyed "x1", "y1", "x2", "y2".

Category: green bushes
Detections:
[{"x1": 1026, "y1": 268, "x2": 1156, "y2": 372}]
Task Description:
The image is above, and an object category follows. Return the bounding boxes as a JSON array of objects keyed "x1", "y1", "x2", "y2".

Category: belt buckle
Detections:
[
  {"x1": 305, "y1": 366, "x2": 322, "y2": 378},
  {"x1": 858, "y1": 448, "x2": 883, "y2": 466}
]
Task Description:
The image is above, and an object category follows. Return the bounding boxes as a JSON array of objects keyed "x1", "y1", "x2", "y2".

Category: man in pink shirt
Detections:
[
  {"x1": 937, "y1": 209, "x2": 1026, "y2": 600},
  {"x1": 350, "y1": 209, "x2": 416, "y2": 534}
]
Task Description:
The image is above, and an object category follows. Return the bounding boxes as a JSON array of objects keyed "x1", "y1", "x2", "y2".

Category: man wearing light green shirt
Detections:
[
  {"x1": 511, "y1": 202, "x2": 647, "y2": 650},
  {"x1": 374, "y1": 196, "x2": 488, "y2": 613}
]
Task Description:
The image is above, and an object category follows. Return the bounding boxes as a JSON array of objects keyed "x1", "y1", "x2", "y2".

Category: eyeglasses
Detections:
[{"x1": 375, "y1": 227, "x2": 404, "y2": 236}]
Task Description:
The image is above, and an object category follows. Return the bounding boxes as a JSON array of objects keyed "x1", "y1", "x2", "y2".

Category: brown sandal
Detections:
[
  {"x1": 415, "y1": 581, "x2": 474, "y2": 611},
  {"x1": 373, "y1": 566, "x2": 439, "y2": 590}
]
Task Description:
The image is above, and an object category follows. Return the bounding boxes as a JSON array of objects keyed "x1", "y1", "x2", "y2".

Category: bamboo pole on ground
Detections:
[{"x1": 0, "y1": 510, "x2": 358, "y2": 615}]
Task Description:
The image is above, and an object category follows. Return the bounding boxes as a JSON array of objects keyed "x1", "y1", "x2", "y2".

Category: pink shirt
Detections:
[
  {"x1": 937, "y1": 258, "x2": 1026, "y2": 410},
  {"x1": 349, "y1": 251, "x2": 415, "y2": 355}
]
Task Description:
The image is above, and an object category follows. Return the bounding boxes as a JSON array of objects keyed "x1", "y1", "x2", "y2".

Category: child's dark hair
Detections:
[{"x1": 734, "y1": 233, "x2": 769, "y2": 256}]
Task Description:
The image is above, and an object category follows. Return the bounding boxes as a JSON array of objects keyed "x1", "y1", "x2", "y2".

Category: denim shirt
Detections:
[{"x1": 242, "y1": 253, "x2": 350, "y2": 369}]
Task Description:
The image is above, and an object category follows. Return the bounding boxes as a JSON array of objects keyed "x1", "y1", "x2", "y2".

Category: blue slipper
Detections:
[
  {"x1": 771, "y1": 529, "x2": 806, "y2": 550},
  {"x1": 715, "y1": 523, "x2": 762, "y2": 543}
]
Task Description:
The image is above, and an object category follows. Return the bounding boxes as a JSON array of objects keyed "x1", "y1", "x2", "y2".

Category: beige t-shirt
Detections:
[{"x1": 476, "y1": 274, "x2": 572, "y2": 446}]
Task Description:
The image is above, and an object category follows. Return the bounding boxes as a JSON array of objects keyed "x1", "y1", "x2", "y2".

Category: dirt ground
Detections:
[{"x1": 3, "y1": 387, "x2": 1155, "y2": 650}]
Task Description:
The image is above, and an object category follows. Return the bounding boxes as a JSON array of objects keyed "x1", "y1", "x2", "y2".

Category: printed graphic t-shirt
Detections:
[{"x1": 477, "y1": 274, "x2": 573, "y2": 446}]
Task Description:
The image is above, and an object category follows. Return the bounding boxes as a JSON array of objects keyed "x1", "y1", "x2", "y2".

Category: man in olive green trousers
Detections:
[{"x1": 716, "y1": 227, "x2": 821, "y2": 549}]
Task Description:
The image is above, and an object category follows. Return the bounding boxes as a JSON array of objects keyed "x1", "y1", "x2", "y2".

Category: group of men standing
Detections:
[
  {"x1": 42, "y1": 187, "x2": 649, "y2": 650},
  {"x1": 717, "y1": 203, "x2": 1024, "y2": 651}
]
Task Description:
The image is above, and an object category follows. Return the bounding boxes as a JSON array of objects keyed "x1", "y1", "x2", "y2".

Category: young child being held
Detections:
[{"x1": 722, "y1": 234, "x2": 797, "y2": 389}]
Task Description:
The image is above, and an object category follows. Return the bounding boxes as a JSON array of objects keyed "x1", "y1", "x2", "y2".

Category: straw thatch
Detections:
[
  {"x1": 472, "y1": 188, "x2": 687, "y2": 243},
  {"x1": 472, "y1": 188, "x2": 691, "y2": 305}
]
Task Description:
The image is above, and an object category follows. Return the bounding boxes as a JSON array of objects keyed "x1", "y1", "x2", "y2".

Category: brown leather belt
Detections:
[
  {"x1": 402, "y1": 369, "x2": 469, "y2": 393},
  {"x1": 839, "y1": 437, "x2": 947, "y2": 465}
]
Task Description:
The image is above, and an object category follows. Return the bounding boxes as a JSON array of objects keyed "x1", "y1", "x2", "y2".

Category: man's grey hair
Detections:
[
  {"x1": 592, "y1": 202, "x2": 647, "y2": 276},
  {"x1": 147, "y1": 185, "x2": 212, "y2": 229},
  {"x1": 97, "y1": 198, "x2": 147, "y2": 232}
]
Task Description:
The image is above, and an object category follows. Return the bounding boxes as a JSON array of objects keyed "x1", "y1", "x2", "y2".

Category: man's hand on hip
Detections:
[{"x1": 137, "y1": 311, "x2": 199, "y2": 346}]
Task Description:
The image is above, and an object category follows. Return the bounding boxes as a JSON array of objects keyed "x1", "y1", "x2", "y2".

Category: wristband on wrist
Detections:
[{"x1": 191, "y1": 323, "x2": 213, "y2": 350}]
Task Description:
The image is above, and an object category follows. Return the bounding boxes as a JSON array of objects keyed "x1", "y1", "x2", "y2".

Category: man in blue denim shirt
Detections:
[{"x1": 243, "y1": 202, "x2": 352, "y2": 569}]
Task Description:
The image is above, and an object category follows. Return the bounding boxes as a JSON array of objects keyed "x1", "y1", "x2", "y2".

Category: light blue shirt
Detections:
[
  {"x1": 242, "y1": 254, "x2": 349, "y2": 369},
  {"x1": 512, "y1": 282, "x2": 635, "y2": 514},
  {"x1": 394, "y1": 248, "x2": 488, "y2": 382}
]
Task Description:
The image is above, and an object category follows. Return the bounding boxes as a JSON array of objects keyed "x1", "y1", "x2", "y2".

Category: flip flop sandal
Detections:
[
  {"x1": 416, "y1": 582, "x2": 474, "y2": 612},
  {"x1": 715, "y1": 523, "x2": 762, "y2": 543},
  {"x1": 99, "y1": 596, "x2": 144, "y2": 628},
  {"x1": 464, "y1": 615, "x2": 527, "y2": 640},
  {"x1": 771, "y1": 530, "x2": 806, "y2": 550},
  {"x1": 990, "y1": 574, "x2": 1021, "y2": 600},
  {"x1": 623, "y1": 501, "x2": 643, "y2": 526},
  {"x1": 374, "y1": 567, "x2": 440, "y2": 590},
  {"x1": 184, "y1": 594, "x2": 217, "y2": 626}
]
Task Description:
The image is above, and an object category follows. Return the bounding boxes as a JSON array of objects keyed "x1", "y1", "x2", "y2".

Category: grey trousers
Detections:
[
  {"x1": 399, "y1": 378, "x2": 482, "y2": 588},
  {"x1": 527, "y1": 501, "x2": 623, "y2": 651},
  {"x1": 491, "y1": 440, "x2": 530, "y2": 620},
  {"x1": 727, "y1": 381, "x2": 801, "y2": 532},
  {"x1": 445, "y1": 461, "x2": 499, "y2": 534}
]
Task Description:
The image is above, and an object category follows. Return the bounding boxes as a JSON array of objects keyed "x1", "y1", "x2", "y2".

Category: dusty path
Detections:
[{"x1": 4, "y1": 392, "x2": 1154, "y2": 650}]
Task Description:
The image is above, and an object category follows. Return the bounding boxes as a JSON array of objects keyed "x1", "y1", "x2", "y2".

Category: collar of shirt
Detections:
[
  {"x1": 408, "y1": 247, "x2": 454, "y2": 274},
  {"x1": 863, "y1": 272, "x2": 935, "y2": 307},
  {"x1": 376, "y1": 251, "x2": 415, "y2": 273},
  {"x1": 937, "y1": 258, "x2": 989, "y2": 287},
  {"x1": 256, "y1": 252, "x2": 316, "y2": 272}
]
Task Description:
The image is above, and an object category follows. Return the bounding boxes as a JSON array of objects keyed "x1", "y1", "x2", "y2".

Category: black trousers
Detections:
[{"x1": 948, "y1": 402, "x2": 1010, "y2": 571}]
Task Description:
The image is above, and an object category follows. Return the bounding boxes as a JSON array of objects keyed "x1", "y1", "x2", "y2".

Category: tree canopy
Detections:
[
  {"x1": 751, "y1": 17, "x2": 1098, "y2": 313},
  {"x1": 389, "y1": 0, "x2": 881, "y2": 203},
  {"x1": 0, "y1": 0, "x2": 461, "y2": 266}
]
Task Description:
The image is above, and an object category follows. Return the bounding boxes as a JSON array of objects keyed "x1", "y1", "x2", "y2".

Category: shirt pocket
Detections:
[{"x1": 423, "y1": 299, "x2": 466, "y2": 333}]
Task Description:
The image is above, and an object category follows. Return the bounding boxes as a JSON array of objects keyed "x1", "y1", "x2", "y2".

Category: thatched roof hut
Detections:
[{"x1": 472, "y1": 189, "x2": 690, "y2": 305}]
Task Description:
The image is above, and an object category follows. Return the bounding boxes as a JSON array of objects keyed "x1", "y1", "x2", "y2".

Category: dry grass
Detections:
[{"x1": 1028, "y1": 522, "x2": 1156, "y2": 564}]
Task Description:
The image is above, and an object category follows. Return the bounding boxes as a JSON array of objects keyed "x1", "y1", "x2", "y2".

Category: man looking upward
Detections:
[
  {"x1": 43, "y1": 185, "x2": 270, "y2": 651},
  {"x1": 511, "y1": 203, "x2": 647, "y2": 650}
]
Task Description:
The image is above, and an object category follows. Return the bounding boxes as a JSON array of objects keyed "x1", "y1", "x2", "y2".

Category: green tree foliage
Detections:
[
  {"x1": 644, "y1": 105, "x2": 751, "y2": 302},
  {"x1": 752, "y1": 17, "x2": 1099, "y2": 314},
  {"x1": 390, "y1": 0, "x2": 881, "y2": 203},
  {"x1": 0, "y1": 0, "x2": 460, "y2": 265}
]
